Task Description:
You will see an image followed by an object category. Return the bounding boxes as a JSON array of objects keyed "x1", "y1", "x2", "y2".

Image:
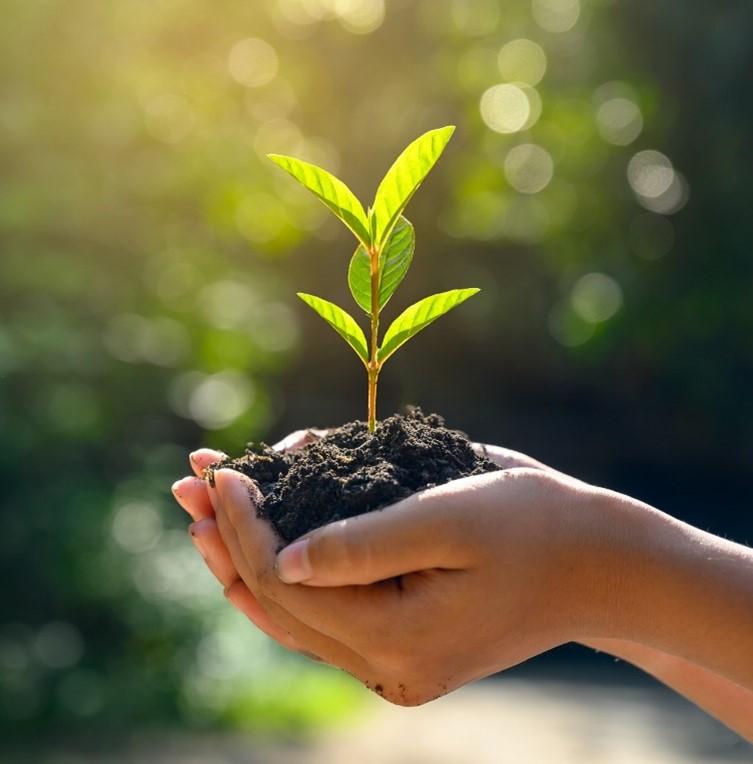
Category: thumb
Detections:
[{"x1": 275, "y1": 476, "x2": 482, "y2": 587}]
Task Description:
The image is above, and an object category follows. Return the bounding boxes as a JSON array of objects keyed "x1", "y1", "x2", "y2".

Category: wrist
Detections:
[{"x1": 574, "y1": 488, "x2": 753, "y2": 688}]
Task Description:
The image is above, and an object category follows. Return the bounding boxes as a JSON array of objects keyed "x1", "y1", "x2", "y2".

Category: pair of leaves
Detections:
[
  {"x1": 297, "y1": 288, "x2": 479, "y2": 368},
  {"x1": 347, "y1": 216, "x2": 415, "y2": 315},
  {"x1": 268, "y1": 125, "x2": 455, "y2": 252}
]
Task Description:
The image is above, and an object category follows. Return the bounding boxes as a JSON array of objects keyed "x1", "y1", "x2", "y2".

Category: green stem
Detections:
[{"x1": 367, "y1": 246, "x2": 380, "y2": 433}]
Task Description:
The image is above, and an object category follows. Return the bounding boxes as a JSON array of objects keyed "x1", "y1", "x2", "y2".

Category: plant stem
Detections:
[
  {"x1": 367, "y1": 246, "x2": 380, "y2": 433},
  {"x1": 367, "y1": 365, "x2": 378, "y2": 433}
]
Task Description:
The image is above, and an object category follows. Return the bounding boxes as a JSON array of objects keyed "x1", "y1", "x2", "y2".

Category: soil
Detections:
[{"x1": 212, "y1": 408, "x2": 501, "y2": 543}]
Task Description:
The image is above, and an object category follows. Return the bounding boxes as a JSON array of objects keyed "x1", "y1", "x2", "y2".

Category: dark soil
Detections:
[{"x1": 212, "y1": 409, "x2": 501, "y2": 543}]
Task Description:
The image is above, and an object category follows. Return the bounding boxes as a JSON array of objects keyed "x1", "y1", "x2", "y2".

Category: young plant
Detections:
[{"x1": 268, "y1": 126, "x2": 479, "y2": 433}]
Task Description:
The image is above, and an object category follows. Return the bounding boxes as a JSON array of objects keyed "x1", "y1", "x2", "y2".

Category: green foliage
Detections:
[
  {"x1": 378, "y1": 288, "x2": 481, "y2": 363},
  {"x1": 296, "y1": 293, "x2": 369, "y2": 364},
  {"x1": 272, "y1": 128, "x2": 477, "y2": 429},
  {"x1": 348, "y1": 216, "x2": 415, "y2": 314}
]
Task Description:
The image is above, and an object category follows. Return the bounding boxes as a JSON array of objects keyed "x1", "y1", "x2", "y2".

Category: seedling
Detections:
[{"x1": 268, "y1": 126, "x2": 479, "y2": 433}]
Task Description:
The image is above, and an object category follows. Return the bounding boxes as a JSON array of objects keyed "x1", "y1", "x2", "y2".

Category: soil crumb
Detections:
[{"x1": 215, "y1": 408, "x2": 500, "y2": 543}]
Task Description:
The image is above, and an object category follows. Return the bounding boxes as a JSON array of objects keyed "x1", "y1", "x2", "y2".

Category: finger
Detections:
[
  {"x1": 189, "y1": 518, "x2": 303, "y2": 653},
  {"x1": 223, "y1": 579, "x2": 302, "y2": 652},
  {"x1": 211, "y1": 469, "x2": 385, "y2": 654},
  {"x1": 272, "y1": 428, "x2": 328, "y2": 453},
  {"x1": 213, "y1": 476, "x2": 458, "y2": 703},
  {"x1": 189, "y1": 448, "x2": 226, "y2": 477},
  {"x1": 472, "y1": 443, "x2": 550, "y2": 471},
  {"x1": 172, "y1": 476, "x2": 214, "y2": 520},
  {"x1": 213, "y1": 491, "x2": 374, "y2": 679},
  {"x1": 276, "y1": 472, "x2": 506, "y2": 587},
  {"x1": 189, "y1": 517, "x2": 240, "y2": 587}
]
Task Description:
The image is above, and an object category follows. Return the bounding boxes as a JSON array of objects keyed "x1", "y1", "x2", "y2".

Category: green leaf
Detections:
[
  {"x1": 348, "y1": 216, "x2": 415, "y2": 314},
  {"x1": 297, "y1": 293, "x2": 369, "y2": 364},
  {"x1": 371, "y1": 126, "x2": 455, "y2": 247},
  {"x1": 267, "y1": 154, "x2": 371, "y2": 246},
  {"x1": 378, "y1": 288, "x2": 480, "y2": 364},
  {"x1": 347, "y1": 245, "x2": 372, "y2": 315}
]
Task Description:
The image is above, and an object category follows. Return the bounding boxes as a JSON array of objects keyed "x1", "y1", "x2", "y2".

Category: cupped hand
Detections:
[{"x1": 173, "y1": 435, "x2": 614, "y2": 705}]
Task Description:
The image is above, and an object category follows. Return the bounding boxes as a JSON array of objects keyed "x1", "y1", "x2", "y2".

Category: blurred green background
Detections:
[{"x1": 1, "y1": 0, "x2": 751, "y2": 748}]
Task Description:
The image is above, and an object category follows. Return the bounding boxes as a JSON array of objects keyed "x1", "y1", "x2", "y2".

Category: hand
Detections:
[
  {"x1": 174, "y1": 439, "x2": 614, "y2": 705},
  {"x1": 172, "y1": 432, "x2": 753, "y2": 731}
]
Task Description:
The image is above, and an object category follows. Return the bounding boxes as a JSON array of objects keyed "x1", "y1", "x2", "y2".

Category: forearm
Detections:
[
  {"x1": 584, "y1": 491, "x2": 753, "y2": 690},
  {"x1": 584, "y1": 638, "x2": 753, "y2": 741}
]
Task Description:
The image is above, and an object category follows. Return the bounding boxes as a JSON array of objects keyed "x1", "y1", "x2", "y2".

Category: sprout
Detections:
[{"x1": 268, "y1": 126, "x2": 479, "y2": 432}]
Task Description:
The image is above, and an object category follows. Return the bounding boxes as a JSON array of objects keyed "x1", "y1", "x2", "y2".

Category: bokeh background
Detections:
[{"x1": 1, "y1": 0, "x2": 752, "y2": 759}]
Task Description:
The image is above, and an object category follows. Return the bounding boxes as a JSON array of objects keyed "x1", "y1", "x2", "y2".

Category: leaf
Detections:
[
  {"x1": 347, "y1": 245, "x2": 372, "y2": 315},
  {"x1": 377, "y1": 217, "x2": 415, "y2": 311},
  {"x1": 377, "y1": 288, "x2": 480, "y2": 364},
  {"x1": 371, "y1": 126, "x2": 455, "y2": 247},
  {"x1": 267, "y1": 154, "x2": 371, "y2": 246},
  {"x1": 348, "y1": 217, "x2": 415, "y2": 314},
  {"x1": 297, "y1": 293, "x2": 369, "y2": 364}
]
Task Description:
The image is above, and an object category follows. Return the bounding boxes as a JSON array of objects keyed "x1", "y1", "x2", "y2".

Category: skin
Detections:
[{"x1": 171, "y1": 436, "x2": 753, "y2": 740}]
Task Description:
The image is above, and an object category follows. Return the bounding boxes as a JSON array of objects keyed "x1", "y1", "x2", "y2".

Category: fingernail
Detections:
[
  {"x1": 171, "y1": 479, "x2": 183, "y2": 497},
  {"x1": 276, "y1": 539, "x2": 312, "y2": 584}
]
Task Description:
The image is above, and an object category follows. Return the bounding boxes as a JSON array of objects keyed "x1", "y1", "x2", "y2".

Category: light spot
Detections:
[
  {"x1": 103, "y1": 314, "x2": 189, "y2": 366},
  {"x1": 228, "y1": 38, "x2": 279, "y2": 88},
  {"x1": 188, "y1": 371, "x2": 255, "y2": 430},
  {"x1": 480, "y1": 84, "x2": 531, "y2": 134},
  {"x1": 277, "y1": 0, "x2": 320, "y2": 26},
  {"x1": 111, "y1": 501, "x2": 163, "y2": 554},
  {"x1": 627, "y1": 150, "x2": 674, "y2": 199},
  {"x1": 549, "y1": 301, "x2": 595, "y2": 347},
  {"x1": 198, "y1": 280, "x2": 257, "y2": 330},
  {"x1": 639, "y1": 173, "x2": 689, "y2": 215},
  {"x1": 131, "y1": 531, "x2": 209, "y2": 603},
  {"x1": 497, "y1": 39, "x2": 547, "y2": 86},
  {"x1": 532, "y1": 0, "x2": 580, "y2": 33},
  {"x1": 335, "y1": 0, "x2": 385, "y2": 34},
  {"x1": 596, "y1": 97, "x2": 643, "y2": 146},
  {"x1": 33, "y1": 622, "x2": 84, "y2": 669},
  {"x1": 197, "y1": 630, "x2": 247, "y2": 680},
  {"x1": 504, "y1": 143, "x2": 554, "y2": 194},
  {"x1": 571, "y1": 272, "x2": 623, "y2": 323}
]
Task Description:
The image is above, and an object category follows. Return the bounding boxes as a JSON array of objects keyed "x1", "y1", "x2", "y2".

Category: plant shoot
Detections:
[{"x1": 268, "y1": 126, "x2": 479, "y2": 432}]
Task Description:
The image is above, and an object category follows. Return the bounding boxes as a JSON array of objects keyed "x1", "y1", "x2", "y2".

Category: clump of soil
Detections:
[{"x1": 213, "y1": 409, "x2": 501, "y2": 543}]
